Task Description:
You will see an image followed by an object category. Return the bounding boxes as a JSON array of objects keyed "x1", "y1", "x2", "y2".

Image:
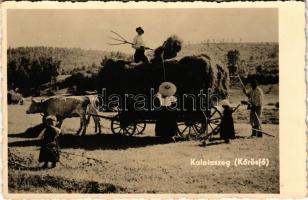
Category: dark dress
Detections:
[
  {"x1": 220, "y1": 107, "x2": 236, "y2": 142},
  {"x1": 155, "y1": 106, "x2": 178, "y2": 138},
  {"x1": 39, "y1": 126, "x2": 60, "y2": 163}
]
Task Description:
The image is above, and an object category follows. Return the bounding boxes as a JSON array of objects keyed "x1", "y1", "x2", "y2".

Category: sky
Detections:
[{"x1": 7, "y1": 8, "x2": 278, "y2": 53}]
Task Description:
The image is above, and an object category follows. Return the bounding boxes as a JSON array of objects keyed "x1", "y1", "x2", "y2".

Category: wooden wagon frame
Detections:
[{"x1": 89, "y1": 103, "x2": 223, "y2": 142}]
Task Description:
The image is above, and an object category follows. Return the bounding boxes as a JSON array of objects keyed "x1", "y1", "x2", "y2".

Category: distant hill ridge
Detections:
[
  {"x1": 7, "y1": 46, "x2": 130, "y2": 74},
  {"x1": 8, "y1": 43, "x2": 278, "y2": 74}
]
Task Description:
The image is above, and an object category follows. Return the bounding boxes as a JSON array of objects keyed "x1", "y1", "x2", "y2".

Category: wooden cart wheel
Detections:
[
  {"x1": 111, "y1": 115, "x2": 136, "y2": 136},
  {"x1": 177, "y1": 119, "x2": 206, "y2": 140},
  {"x1": 206, "y1": 106, "x2": 223, "y2": 137},
  {"x1": 135, "y1": 122, "x2": 146, "y2": 135}
]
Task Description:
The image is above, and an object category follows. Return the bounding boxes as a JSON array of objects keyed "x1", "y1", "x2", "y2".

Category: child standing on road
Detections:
[
  {"x1": 220, "y1": 100, "x2": 236, "y2": 143},
  {"x1": 39, "y1": 115, "x2": 61, "y2": 168}
]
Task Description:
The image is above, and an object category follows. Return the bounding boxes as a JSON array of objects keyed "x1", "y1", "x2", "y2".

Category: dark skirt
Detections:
[
  {"x1": 39, "y1": 142, "x2": 60, "y2": 163},
  {"x1": 220, "y1": 109, "x2": 236, "y2": 140},
  {"x1": 155, "y1": 108, "x2": 177, "y2": 137}
]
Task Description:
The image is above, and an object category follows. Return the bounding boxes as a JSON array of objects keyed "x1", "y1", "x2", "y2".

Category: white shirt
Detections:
[
  {"x1": 156, "y1": 93, "x2": 177, "y2": 107},
  {"x1": 132, "y1": 35, "x2": 145, "y2": 49},
  {"x1": 248, "y1": 87, "x2": 264, "y2": 107}
]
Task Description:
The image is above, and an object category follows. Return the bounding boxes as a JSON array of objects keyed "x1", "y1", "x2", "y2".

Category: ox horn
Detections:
[{"x1": 32, "y1": 98, "x2": 39, "y2": 103}]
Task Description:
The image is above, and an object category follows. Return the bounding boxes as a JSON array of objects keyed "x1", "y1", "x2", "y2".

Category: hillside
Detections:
[
  {"x1": 8, "y1": 43, "x2": 278, "y2": 75},
  {"x1": 7, "y1": 47, "x2": 131, "y2": 74},
  {"x1": 178, "y1": 42, "x2": 278, "y2": 75}
]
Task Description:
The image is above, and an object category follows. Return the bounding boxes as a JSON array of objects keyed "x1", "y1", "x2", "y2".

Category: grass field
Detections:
[{"x1": 7, "y1": 86, "x2": 279, "y2": 194}]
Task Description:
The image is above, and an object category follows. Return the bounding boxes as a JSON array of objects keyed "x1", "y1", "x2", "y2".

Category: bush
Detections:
[
  {"x1": 226, "y1": 49, "x2": 240, "y2": 75},
  {"x1": 8, "y1": 55, "x2": 60, "y2": 96},
  {"x1": 61, "y1": 71, "x2": 98, "y2": 95}
]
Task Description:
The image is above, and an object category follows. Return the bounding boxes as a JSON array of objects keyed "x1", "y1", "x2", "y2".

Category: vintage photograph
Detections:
[{"x1": 6, "y1": 7, "x2": 279, "y2": 193}]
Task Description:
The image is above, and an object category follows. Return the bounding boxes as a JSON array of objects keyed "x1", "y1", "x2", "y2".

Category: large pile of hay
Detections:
[
  {"x1": 97, "y1": 54, "x2": 229, "y2": 106},
  {"x1": 178, "y1": 54, "x2": 229, "y2": 99},
  {"x1": 151, "y1": 35, "x2": 183, "y2": 63},
  {"x1": 97, "y1": 36, "x2": 229, "y2": 111}
]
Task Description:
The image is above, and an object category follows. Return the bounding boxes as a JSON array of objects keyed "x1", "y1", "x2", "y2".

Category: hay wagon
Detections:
[
  {"x1": 106, "y1": 104, "x2": 223, "y2": 140},
  {"x1": 94, "y1": 54, "x2": 229, "y2": 140}
]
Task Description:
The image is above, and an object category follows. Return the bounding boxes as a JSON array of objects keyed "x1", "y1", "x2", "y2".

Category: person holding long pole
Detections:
[
  {"x1": 243, "y1": 78, "x2": 264, "y2": 137},
  {"x1": 132, "y1": 27, "x2": 149, "y2": 64}
]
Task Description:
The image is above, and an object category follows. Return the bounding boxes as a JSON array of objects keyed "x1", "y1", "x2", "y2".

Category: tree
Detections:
[
  {"x1": 227, "y1": 50, "x2": 240, "y2": 75},
  {"x1": 7, "y1": 54, "x2": 61, "y2": 96}
]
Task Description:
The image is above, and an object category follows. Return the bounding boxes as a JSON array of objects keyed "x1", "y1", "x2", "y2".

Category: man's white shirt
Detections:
[
  {"x1": 132, "y1": 35, "x2": 145, "y2": 49},
  {"x1": 248, "y1": 87, "x2": 264, "y2": 107}
]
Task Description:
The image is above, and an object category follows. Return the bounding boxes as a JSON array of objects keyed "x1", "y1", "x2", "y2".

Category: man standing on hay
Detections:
[
  {"x1": 243, "y1": 78, "x2": 264, "y2": 138},
  {"x1": 132, "y1": 27, "x2": 149, "y2": 64}
]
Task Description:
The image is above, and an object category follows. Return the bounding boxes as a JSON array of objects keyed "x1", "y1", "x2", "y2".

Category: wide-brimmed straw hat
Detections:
[
  {"x1": 158, "y1": 82, "x2": 177, "y2": 97},
  {"x1": 45, "y1": 115, "x2": 57, "y2": 122},
  {"x1": 136, "y1": 27, "x2": 144, "y2": 34},
  {"x1": 220, "y1": 99, "x2": 232, "y2": 108}
]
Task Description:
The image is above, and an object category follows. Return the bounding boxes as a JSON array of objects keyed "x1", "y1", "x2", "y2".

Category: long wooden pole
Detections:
[
  {"x1": 251, "y1": 128, "x2": 275, "y2": 137},
  {"x1": 237, "y1": 74, "x2": 275, "y2": 137},
  {"x1": 252, "y1": 102, "x2": 275, "y2": 137},
  {"x1": 237, "y1": 74, "x2": 246, "y2": 90}
]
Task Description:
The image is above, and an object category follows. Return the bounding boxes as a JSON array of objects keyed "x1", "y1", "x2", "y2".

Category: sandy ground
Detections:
[{"x1": 7, "y1": 87, "x2": 279, "y2": 193}]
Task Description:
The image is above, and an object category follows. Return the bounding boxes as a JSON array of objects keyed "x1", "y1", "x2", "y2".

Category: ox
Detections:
[{"x1": 26, "y1": 96, "x2": 101, "y2": 135}]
